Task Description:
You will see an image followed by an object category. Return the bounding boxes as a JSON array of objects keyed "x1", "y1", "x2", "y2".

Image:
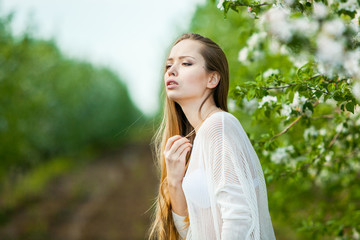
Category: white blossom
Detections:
[
  {"x1": 319, "y1": 128, "x2": 327, "y2": 136},
  {"x1": 322, "y1": 19, "x2": 346, "y2": 37},
  {"x1": 339, "y1": 0, "x2": 359, "y2": 12},
  {"x1": 263, "y1": 68, "x2": 279, "y2": 78},
  {"x1": 247, "y1": 7, "x2": 257, "y2": 18},
  {"x1": 352, "y1": 227, "x2": 360, "y2": 239},
  {"x1": 258, "y1": 95, "x2": 277, "y2": 108},
  {"x1": 269, "y1": 39, "x2": 281, "y2": 54},
  {"x1": 356, "y1": 118, "x2": 360, "y2": 126},
  {"x1": 304, "y1": 108, "x2": 312, "y2": 117},
  {"x1": 289, "y1": 53, "x2": 308, "y2": 68},
  {"x1": 262, "y1": 149, "x2": 269, "y2": 157},
  {"x1": 344, "y1": 49, "x2": 360, "y2": 78},
  {"x1": 318, "y1": 142, "x2": 325, "y2": 154},
  {"x1": 284, "y1": 0, "x2": 295, "y2": 6},
  {"x1": 247, "y1": 32, "x2": 267, "y2": 50},
  {"x1": 309, "y1": 168, "x2": 318, "y2": 178},
  {"x1": 228, "y1": 98, "x2": 237, "y2": 112},
  {"x1": 350, "y1": 11, "x2": 360, "y2": 35},
  {"x1": 243, "y1": 98, "x2": 258, "y2": 114},
  {"x1": 217, "y1": 0, "x2": 225, "y2": 9},
  {"x1": 352, "y1": 10, "x2": 360, "y2": 27},
  {"x1": 238, "y1": 47, "x2": 249, "y2": 62},
  {"x1": 325, "y1": 152, "x2": 333, "y2": 162},
  {"x1": 304, "y1": 126, "x2": 318, "y2": 140},
  {"x1": 262, "y1": 6, "x2": 293, "y2": 42},
  {"x1": 313, "y1": 2, "x2": 328, "y2": 19},
  {"x1": 336, "y1": 123, "x2": 343, "y2": 133},
  {"x1": 293, "y1": 17, "x2": 319, "y2": 36},
  {"x1": 217, "y1": 0, "x2": 237, "y2": 9},
  {"x1": 275, "y1": 0, "x2": 295, "y2": 6},
  {"x1": 353, "y1": 81, "x2": 360, "y2": 101},
  {"x1": 291, "y1": 91, "x2": 307, "y2": 111},
  {"x1": 271, "y1": 145, "x2": 294, "y2": 164},
  {"x1": 271, "y1": 148, "x2": 288, "y2": 164},
  {"x1": 316, "y1": 34, "x2": 344, "y2": 65},
  {"x1": 281, "y1": 104, "x2": 292, "y2": 119},
  {"x1": 346, "y1": 134, "x2": 353, "y2": 141},
  {"x1": 253, "y1": 50, "x2": 264, "y2": 60},
  {"x1": 317, "y1": 62, "x2": 336, "y2": 77},
  {"x1": 280, "y1": 45, "x2": 290, "y2": 55},
  {"x1": 325, "y1": 98, "x2": 337, "y2": 106},
  {"x1": 352, "y1": 105, "x2": 360, "y2": 117}
]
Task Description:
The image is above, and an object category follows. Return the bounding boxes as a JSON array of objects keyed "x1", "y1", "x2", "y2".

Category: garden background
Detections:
[{"x1": 0, "y1": 0, "x2": 359, "y2": 239}]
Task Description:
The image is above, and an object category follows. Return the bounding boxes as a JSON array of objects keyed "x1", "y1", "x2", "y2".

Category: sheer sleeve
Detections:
[
  {"x1": 172, "y1": 210, "x2": 188, "y2": 239},
  {"x1": 203, "y1": 114, "x2": 260, "y2": 240}
]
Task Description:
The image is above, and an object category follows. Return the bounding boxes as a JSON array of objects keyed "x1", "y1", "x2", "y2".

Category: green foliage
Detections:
[{"x1": 190, "y1": 0, "x2": 360, "y2": 238}]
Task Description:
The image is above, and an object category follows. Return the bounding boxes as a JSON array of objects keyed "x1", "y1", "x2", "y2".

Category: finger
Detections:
[
  {"x1": 178, "y1": 146, "x2": 192, "y2": 162},
  {"x1": 173, "y1": 142, "x2": 192, "y2": 161},
  {"x1": 175, "y1": 142, "x2": 192, "y2": 157},
  {"x1": 170, "y1": 137, "x2": 190, "y2": 153},
  {"x1": 164, "y1": 135, "x2": 182, "y2": 153}
]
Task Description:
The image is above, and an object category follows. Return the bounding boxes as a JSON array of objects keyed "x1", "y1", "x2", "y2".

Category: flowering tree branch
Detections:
[
  {"x1": 271, "y1": 100, "x2": 320, "y2": 141},
  {"x1": 328, "y1": 131, "x2": 341, "y2": 148},
  {"x1": 234, "y1": 2, "x2": 273, "y2": 7},
  {"x1": 270, "y1": 115, "x2": 303, "y2": 141},
  {"x1": 265, "y1": 84, "x2": 297, "y2": 90},
  {"x1": 311, "y1": 114, "x2": 334, "y2": 119},
  {"x1": 216, "y1": 0, "x2": 360, "y2": 237}
]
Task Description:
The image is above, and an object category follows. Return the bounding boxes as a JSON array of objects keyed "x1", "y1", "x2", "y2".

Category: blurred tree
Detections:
[{"x1": 0, "y1": 13, "x2": 143, "y2": 182}]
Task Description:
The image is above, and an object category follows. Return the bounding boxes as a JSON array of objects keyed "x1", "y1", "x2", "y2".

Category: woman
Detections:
[{"x1": 149, "y1": 33, "x2": 276, "y2": 240}]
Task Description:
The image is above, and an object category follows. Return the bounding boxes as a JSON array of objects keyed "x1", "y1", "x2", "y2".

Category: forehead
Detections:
[{"x1": 168, "y1": 39, "x2": 204, "y2": 60}]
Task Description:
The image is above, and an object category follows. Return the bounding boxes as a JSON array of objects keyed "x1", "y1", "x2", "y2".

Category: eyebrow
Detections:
[{"x1": 167, "y1": 56, "x2": 196, "y2": 61}]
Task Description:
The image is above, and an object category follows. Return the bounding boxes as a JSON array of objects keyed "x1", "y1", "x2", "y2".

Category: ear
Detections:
[{"x1": 207, "y1": 72, "x2": 220, "y2": 89}]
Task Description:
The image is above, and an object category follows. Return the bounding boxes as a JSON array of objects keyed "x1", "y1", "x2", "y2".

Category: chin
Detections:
[{"x1": 167, "y1": 94, "x2": 179, "y2": 102}]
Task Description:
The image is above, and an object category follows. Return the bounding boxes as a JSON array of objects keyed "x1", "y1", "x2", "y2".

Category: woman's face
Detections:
[{"x1": 164, "y1": 39, "x2": 213, "y2": 104}]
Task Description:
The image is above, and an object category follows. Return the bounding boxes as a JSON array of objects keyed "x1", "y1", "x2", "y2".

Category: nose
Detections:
[{"x1": 167, "y1": 64, "x2": 178, "y2": 77}]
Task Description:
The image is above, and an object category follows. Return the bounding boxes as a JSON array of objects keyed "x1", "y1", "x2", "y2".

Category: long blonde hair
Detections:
[{"x1": 148, "y1": 33, "x2": 229, "y2": 240}]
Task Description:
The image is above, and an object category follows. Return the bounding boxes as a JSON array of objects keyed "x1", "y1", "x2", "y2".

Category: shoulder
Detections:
[{"x1": 199, "y1": 111, "x2": 243, "y2": 138}]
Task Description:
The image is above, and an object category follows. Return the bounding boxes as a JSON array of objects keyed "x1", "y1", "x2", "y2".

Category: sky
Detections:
[{"x1": 0, "y1": 0, "x2": 206, "y2": 116}]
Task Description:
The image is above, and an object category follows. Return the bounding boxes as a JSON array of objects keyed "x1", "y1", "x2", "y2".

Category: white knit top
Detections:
[{"x1": 172, "y1": 111, "x2": 276, "y2": 240}]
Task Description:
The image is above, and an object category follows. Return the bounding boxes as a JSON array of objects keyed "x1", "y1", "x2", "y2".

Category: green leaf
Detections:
[
  {"x1": 288, "y1": 88, "x2": 295, "y2": 102},
  {"x1": 247, "y1": 89, "x2": 256, "y2": 100},
  {"x1": 328, "y1": 83, "x2": 336, "y2": 92},
  {"x1": 314, "y1": 90, "x2": 323, "y2": 99},
  {"x1": 224, "y1": 1, "x2": 232, "y2": 15},
  {"x1": 303, "y1": 101, "x2": 314, "y2": 112},
  {"x1": 345, "y1": 101, "x2": 355, "y2": 113}
]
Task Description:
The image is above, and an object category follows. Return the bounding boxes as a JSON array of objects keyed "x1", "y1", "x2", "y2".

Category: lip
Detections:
[
  {"x1": 166, "y1": 80, "x2": 179, "y2": 89},
  {"x1": 166, "y1": 79, "x2": 179, "y2": 86}
]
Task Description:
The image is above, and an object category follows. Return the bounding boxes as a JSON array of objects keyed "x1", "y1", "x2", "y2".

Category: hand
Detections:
[{"x1": 164, "y1": 135, "x2": 192, "y2": 186}]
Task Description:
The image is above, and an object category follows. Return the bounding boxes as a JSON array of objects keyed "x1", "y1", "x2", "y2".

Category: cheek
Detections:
[{"x1": 184, "y1": 68, "x2": 208, "y2": 85}]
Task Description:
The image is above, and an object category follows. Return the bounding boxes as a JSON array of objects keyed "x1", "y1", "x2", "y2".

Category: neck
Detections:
[{"x1": 178, "y1": 97, "x2": 223, "y2": 134}]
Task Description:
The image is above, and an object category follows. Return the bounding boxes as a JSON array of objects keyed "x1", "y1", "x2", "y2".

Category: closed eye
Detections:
[{"x1": 183, "y1": 62, "x2": 192, "y2": 66}]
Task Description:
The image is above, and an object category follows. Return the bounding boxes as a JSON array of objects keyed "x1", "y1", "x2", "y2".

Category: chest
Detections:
[{"x1": 182, "y1": 142, "x2": 211, "y2": 209}]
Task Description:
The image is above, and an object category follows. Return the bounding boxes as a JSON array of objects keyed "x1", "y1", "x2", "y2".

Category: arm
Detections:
[
  {"x1": 216, "y1": 184, "x2": 253, "y2": 239},
  {"x1": 172, "y1": 210, "x2": 189, "y2": 239},
  {"x1": 205, "y1": 117, "x2": 259, "y2": 239},
  {"x1": 164, "y1": 135, "x2": 191, "y2": 233}
]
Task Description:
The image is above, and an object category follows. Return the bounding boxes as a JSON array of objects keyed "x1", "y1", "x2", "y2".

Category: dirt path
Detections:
[{"x1": 0, "y1": 142, "x2": 159, "y2": 240}]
